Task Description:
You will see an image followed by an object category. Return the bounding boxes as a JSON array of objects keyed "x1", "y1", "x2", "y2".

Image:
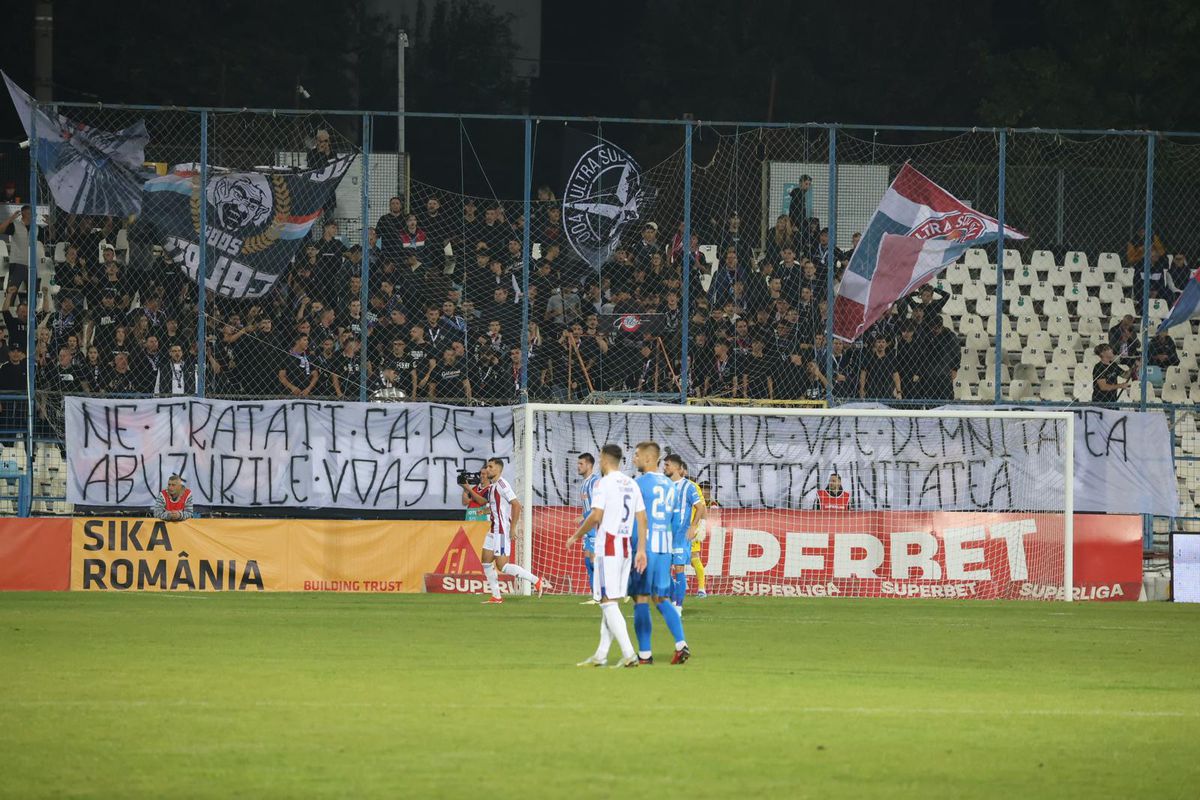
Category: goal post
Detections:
[{"x1": 514, "y1": 403, "x2": 1075, "y2": 601}]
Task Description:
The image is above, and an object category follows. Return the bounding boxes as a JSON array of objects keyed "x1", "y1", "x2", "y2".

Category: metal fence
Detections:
[{"x1": 1, "y1": 104, "x2": 1197, "y2": 537}]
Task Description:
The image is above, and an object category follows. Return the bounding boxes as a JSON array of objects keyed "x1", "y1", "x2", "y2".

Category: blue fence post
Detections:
[
  {"x1": 358, "y1": 114, "x2": 372, "y2": 403},
  {"x1": 993, "y1": 130, "x2": 1007, "y2": 402},
  {"x1": 519, "y1": 117, "x2": 533, "y2": 403},
  {"x1": 196, "y1": 110, "x2": 208, "y2": 398},
  {"x1": 679, "y1": 121, "x2": 693, "y2": 405},
  {"x1": 21, "y1": 104, "x2": 39, "y2": 517},
  {"x1": 825, "y1": 126, "x2": 837, "y2": 405},
  {"x1": 1138, "y1": 133, "x2": 1155, "y2": 410}
]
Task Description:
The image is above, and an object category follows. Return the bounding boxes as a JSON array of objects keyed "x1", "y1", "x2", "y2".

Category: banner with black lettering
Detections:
[
  {"x1": 141, "y1": 155, "x2": 354, "y2": 299},
  {"x1": 65, "y1": 397, "x2": 514, "y2": 510},
  {"x1": 526, "y1": 406, "x2": 1178, "y2": 517}
]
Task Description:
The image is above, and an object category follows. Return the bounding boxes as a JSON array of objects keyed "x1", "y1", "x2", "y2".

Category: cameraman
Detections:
[{"x1": 460, "y1": 467, "x2": 490, "y2": 522}]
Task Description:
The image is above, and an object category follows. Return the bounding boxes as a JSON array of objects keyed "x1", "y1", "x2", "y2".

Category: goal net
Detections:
[{"x1": 513, "y1": 403, "x2": 1074, "y2": 601}]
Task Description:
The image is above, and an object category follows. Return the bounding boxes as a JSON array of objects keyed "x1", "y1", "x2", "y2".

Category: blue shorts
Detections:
[
  {"x1": 627, "y1": 552, "x2": 672, "y2": 598},
  {"x1": 671, "y1": 544, "x2": 690, "y2": 566}
]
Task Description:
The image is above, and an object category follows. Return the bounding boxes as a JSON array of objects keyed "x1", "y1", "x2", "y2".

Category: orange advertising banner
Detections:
[
  {"x1": 0, "y1": 518, "x2": 71, "y2": 590},
  {"x1": 70, "y1": 518, "x2": 489, "y2": 592}
]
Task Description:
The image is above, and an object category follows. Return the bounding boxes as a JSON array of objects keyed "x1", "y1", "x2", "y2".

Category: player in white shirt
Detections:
[
  {"x1": 465, "y1": 457, "x2": 551, "y2": 603},
  {"x1": 566, "y1": 444, "x2": 647, "y2": 668}
]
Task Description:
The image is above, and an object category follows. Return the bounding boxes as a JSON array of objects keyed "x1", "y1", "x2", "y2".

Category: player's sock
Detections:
[
  {"x1": 692, "y1": 556, "x2": 706, "y2": 593},
  {"x1": 633, "y1": 602, "x2": 652, "y2": 659},
  {"x1": 602, "y1": 602, "x2": 635, "y2": 660},
  {"x1": 584, "y1": 556, "x2": 594, "y2": 589},
  {"x1": 593, "y1": 615, "x2": 612, "y2": 661},
  {"x1": 672, "y1": 571, "x2": 686, "y2": 609},
  {"x1": 656, "y1": 599, "x2": 686, "y2": 647},
  {"x1": 501, "y1": 562, "x2": 538, "y2": 585},
  {"x1": 482, "y1": 561, "x2": 501, "y2": 599}
]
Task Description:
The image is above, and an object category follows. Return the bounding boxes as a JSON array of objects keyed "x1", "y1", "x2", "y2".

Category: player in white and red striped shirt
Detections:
[{"x1": 465, "y1": 457, "x2": 551, "y2": 604}]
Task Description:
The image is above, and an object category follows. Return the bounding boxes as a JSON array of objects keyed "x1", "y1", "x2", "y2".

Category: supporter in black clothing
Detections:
[
  {"x1": 1091, "y1": 344, "x2": 1135, "y2": 404},
  {"x1": 860, "y1": 337, "x2": 901, "y2": 400}
]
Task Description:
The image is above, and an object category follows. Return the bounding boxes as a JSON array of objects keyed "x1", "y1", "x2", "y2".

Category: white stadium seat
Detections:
[
  {"x1": 1026, "y1": 330, "x2": 1053, "y2": 353},
  {"x1": 1079, "y1": 268, "x2": 1105, "y2": 289},
  {"x1": 1003, "y1": 249, "x2": 1024, "y2": 269},
  {"x1": 1109, "y1": 297, "x2": 1136, "y2": 319},
  {"x1": 1098, "y1": 282, "x2": 1124, "y2": 304},
  {"x1": 1014, "y1": 267, "x2": 1037, "y2": 287},
  {"x1": 1039, "y1": 380, "x2": 1069, "y2": 402},
  {"x1": 1148, "y1": 298, "x2": 1171, "y2": 325},
  {"x1": 1031, "y1": 250, "x2": 1057, "y2": 270},
  {"x1": 1044, "y1": 363, "x2": 1073, "y2": 384},
  {"x1": 1007, "y1": 379, "x2": 1030, "y2": 401},
  {"x1": 1008, "y1": 294, "x2": 1036, "y2": 317},
  {"x1": 1043, "y1": 296, "x2": 1069, "y2": 318},
  {"x1": 1073, "y1": 379, "x2": 1093, "y2": 403},
  {"x1": 1076, "y1": 295, "x2": 1103, "y2": 321},
  {"x1": 1065, "y1": 251, "x2": 1090, "y2": 270},
  {"x1": 1047, "y1": 264, "x2": 1073, "y2": 288},
  {"x1": 1097, "y1": 252, "x2": 1121, "y2": 274},
  {"x1": 1029, "y1": 280, "x2": 1055, "y2": 302},
  {"x1": 958, "y1": 314, "x2": 985, "y2": 336},
  {"x1": 1055, "y1": 332, "x2": 1082, "y2": 353},
  {"x1": 964, "y1": 248, "x2": 990, "y2": 268},
  {"x1": 1016, "y1": 315, "x2": 1043, "y2": 337}
]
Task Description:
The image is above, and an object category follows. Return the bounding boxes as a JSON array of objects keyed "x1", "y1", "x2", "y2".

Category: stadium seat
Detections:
[
  {"x1": 1176, "y1": 348, "x2": 1198, "y2": 373},
  {"x1": 943, "y1": 294, "x2": 968, "y2": 317},
  {"x1": 1077, "y1": 315, "x2": 1103, "y2": 339},
  {"x1": 1044, "y1": 363, "x2": 1073, "y2": 384},
  {"x1": 1055, "y1": 331, "x2": 1083, "y2": 353},
  {"x1": 1029, "y1": 280, "x2": 1055, "y2": 302},
  {"x1": 1043, "y1": 297, "x2": 1069, "y2": 319},
  {"x1": 1162, "y1": 372, "x2": 1189, "y2": 404},
  {"x1": 958, "y1": 313, "x2": 985, "y2": 336},
  {"x1": 1026, "y1": 330, "x2": 1053, "y2": 353},
  {"x1": 946, "y1": 262, "x2": 971, "y2": 285},
  {"x1": 1097, "y1": 252, "x2": 1121, "y2": 274},
  {"x1": 979, "y1": 267, "x2": 999, "y2": 288},
  {"x1": 1039, "y1": 380, "x2": 1069, "y2": 402},
  {"x1": 115, "y1": 228, "x2": 130, "y2": 254},
  {"x1": 1114, "y1": 267, "x2": 1134, "y2": 289},
  {"x1": 1008, "y1": 295, "x2": 1036, "y2": 317},
  {"x1": 1007, "y1": 379, "x2": 1030, "y2": 401},
  {"x1": 1185, "y1": 332, "x2": 1200, "y2": 354},
  {"x1": 963, "y1": 331, "x2": 990, "y2": 352},
  {"x1": 1016, "y1": 315, "x2": 1043, "y2": 337},
  {"x1": 1065, "y1": 251, "x2": 1090, "y2": 270},
  {"x1": 978, "y1": 378, "x2": 997, "y2": 400},
  {"x1": 954, "y1": 379, "x2": 977, "y2": 401},
  {"x1": 1003, "y1": 249, "x2": 1024, "y2": 269},
  {"x1": 1031, "y1": 250, "x2": 1057, "y2": 270},
  {"x1": 1046, "y1": 265, "x2": 1073, "y2": 288},
  {"x1": 1073, "y1": 379, "x2": 1093, "y2": 403},
  {"x1": 1001, "y1": 330, "x2": 1023, "y2": 360},
  {"x1": 1075, "y1": 295, "x2": 1103, "y2": 321},
  {"x1": 53, "y1": 242, "x2": 67, "y2": 263},
  {"x1": 1014, "y1": 362, "x2": 1041, "y2": 384},
  {"x1": 1079, "y1": 268, "x2": 1105, "y2": 289},
  {"x1": 961, "y1": 280, "x2": 988, "y2": 304},
  {"x1": 964, "y1": 248, "x2": 989, "y2": 268},
  {"x1": 1109, "y1": 297, "x2": 1136, "y2": 319},
  {"x1": 1148, "y1": 298, "x2": 1171, "y2": 325},
  {"x1": 1098, "y1": 282, "x2": 1124, "y2": 304},
  {"x1": 1014, "y1": 267, "x2": 1036, "y2": 287}
]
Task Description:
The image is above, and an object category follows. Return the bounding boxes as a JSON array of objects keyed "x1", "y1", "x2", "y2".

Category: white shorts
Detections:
[
  {"x1": 593, "y1": 532, "x2": 632, "y2": 602},
  {"x1": 483, "y1": 532, "x2": 511, "y2": 557}
]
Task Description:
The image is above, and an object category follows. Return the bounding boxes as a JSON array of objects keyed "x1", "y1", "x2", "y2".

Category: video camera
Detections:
[{"x1": 456, "y1": 469, "x2": 482, "y2": 487}]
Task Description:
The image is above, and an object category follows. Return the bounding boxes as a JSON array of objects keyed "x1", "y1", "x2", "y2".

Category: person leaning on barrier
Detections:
[{"x1": 153, "y1": 474, "x2": 194, "y2": 522}]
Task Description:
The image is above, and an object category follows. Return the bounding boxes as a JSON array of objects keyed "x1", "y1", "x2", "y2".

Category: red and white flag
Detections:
[{"x1": 833, "y1": 163, "x2": 1025, "y2": 341}]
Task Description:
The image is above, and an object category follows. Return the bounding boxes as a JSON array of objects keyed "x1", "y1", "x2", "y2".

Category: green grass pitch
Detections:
[{"x1": 2, "y1": 593, "x2": 1198, "y2": 799}]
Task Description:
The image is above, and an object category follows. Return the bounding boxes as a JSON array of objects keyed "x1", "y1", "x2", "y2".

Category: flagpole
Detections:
[
  {"x1": 519, "y1": 117, "x2": 532, "y2": 403},
  {"x1": 21, "y1": 101, "x2": 38, "y2": 517},
  {"x1": 359, "y1": 115, "x2": 372, "y2": 403},
  {"x1": 196, "y1": 110, "x2": 208, "y2": 398},
  {"x1": 679, "y1": 121, "x2": 693, "y2": 405},
  {"x1": 1138, "y1": 134, "x2": 1155, "y2": 410},
  {"x1": 993, "y1": 131, "x2": 1007, "y2": 403},
  {"x1": 824, "y1": 127, "x2": 837, "y2": 405}
]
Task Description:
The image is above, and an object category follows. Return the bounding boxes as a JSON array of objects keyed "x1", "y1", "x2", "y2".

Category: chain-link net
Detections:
[{"x1": 6, "y1": 103, "x2": 1195, "y2": 522}]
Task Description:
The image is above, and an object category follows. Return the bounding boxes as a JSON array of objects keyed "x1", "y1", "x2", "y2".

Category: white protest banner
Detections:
[
  {"x1": 526, "y1": 406, "x2": 1178, "y2": 517},
  {"x1": 65, "y1": 397, "x2": 514, "y2": 510}
]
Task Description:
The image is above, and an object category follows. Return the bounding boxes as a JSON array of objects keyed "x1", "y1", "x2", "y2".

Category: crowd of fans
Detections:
[{"x1": 0, "y1": 169, "x2": 1194, "y2": 433}]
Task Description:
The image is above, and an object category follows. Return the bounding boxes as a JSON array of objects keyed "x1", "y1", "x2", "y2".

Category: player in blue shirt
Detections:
[
  {"x1": 663, "y1": 454, "x2": 706, "y2": 615},
  {"x1": 577, "y1": 453, "x2": 600, "y2": 601},
  {"x1": 628, "y1": 441, "x2": 689, "y2": 665}
]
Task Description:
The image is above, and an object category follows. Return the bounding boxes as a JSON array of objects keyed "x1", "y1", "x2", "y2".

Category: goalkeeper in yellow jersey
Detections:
[
  {"x1": 663, "y1": 455, "x2": 707, "y2": 609},
  {"x1": 694, "y1": 480, "x2": 718, "y2": 598}
]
